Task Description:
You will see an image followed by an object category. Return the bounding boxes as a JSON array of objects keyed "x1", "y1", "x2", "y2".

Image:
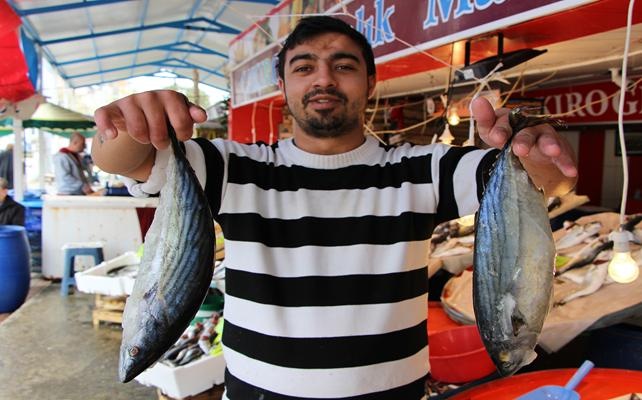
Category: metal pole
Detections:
[
  {"x1": 12, "y1": 118, "x2": 24, "y2": 201},
  {"x1": 193, "y1": 68, "x2": 200, "y2": 106}
]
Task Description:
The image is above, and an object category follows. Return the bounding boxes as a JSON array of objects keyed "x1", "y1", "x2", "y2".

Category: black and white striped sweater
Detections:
[{"x1": 187, "y1": 136, "x2": 497, "y2": 400}]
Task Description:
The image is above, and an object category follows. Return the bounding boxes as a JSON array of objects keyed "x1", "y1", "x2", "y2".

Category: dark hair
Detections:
[{"x1": 276, "y1": 16, "x2": 376, "y2": 81}]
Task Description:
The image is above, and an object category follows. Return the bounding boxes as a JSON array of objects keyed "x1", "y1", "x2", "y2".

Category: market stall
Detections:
[
  {"x1": 2, "y1": 0, "x2": 641, "y2": 399},
  {"x1": 41, "y1": 195, "x2": 158, "y2": 279}
]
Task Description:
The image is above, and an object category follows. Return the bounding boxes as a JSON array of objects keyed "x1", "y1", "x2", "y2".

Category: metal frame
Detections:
[{"x1": 8, "y1": 0, "x2": 281, "y2": 90}]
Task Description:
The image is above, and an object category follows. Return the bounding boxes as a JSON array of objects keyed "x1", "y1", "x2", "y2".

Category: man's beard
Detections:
[{"x1": 290, "y1": 88, "x2": 361, "y2": 138}]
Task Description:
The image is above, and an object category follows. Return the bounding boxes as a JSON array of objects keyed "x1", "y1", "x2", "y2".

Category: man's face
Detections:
[
  {"x1": 71, "y1": 137, "x2": 86, "y2": 153},
  {"x1": 0, "y1": 187, "x2": 7, "y2": 201},
  {"x1": 278, "y1": 32, "x2": 375, "y2": 139}
]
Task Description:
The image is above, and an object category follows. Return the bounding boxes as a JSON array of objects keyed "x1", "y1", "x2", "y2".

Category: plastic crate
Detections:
[
  {"x1": 75, "y1": 251, "x2": 139, "y2": 296},
  {"x1": 135, "y1": 354, "x2": 226, "y2": 399}
]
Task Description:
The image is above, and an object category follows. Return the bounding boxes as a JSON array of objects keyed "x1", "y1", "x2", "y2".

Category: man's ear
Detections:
[
  {"x1": 277, "y1": 78, "x2": 288, "y2": 103},
  {"x1": 367, "y1": 76, "x2": 376, "y2": 99}
]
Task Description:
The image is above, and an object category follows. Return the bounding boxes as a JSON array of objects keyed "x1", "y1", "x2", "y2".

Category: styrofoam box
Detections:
[
  {"x1": 135, "y1": 354, "x2": 226, "y2": 399},
  {"x1": 75, "y1": 251, "x2": 140, "y2": 296}
]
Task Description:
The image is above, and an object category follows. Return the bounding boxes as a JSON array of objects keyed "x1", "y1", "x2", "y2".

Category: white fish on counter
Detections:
[
  {"x1": 555, "y1": 221, "x2": 602, "y2": 250},
  {"x1": 555, "y1": 261, "x2": 612, "y2": 306},
  {"x1": 556, "y1": 248, "x2": 642, "y2": 306}
]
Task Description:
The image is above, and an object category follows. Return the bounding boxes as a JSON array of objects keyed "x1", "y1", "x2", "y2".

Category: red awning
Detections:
[{"x1": 0, "y1": 0, "x2": 35, "y2": 103}]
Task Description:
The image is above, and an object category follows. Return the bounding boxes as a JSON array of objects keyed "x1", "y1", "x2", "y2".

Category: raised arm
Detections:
[
  {"x1": 471, "y1": 97, "x2": 578, "y2": 197},
  {"x1": 92, "y1": 90, "x2": 207, "y2": 181}
]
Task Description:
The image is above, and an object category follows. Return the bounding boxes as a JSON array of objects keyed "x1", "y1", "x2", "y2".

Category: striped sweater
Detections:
[{"x1": 186, "y1": 136, "x2": 496, "y2": 399}]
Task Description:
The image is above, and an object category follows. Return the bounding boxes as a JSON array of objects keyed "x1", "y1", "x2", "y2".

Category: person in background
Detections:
[
  {"x1": 0, "y1": 177, "x2": 24, "y2": 226},
  {"x1": 53, "y1": 132, "x2": 101, "y2": 195},
  {"x1": 0, "y1": 144, "x2": 13, "y2": 189},
  {"x1": 92, "y1": 16, "x2": 577, "y2": 400}
]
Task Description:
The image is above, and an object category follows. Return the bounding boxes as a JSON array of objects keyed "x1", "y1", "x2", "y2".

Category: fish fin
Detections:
[{"x1": 521, "y1": 349, "x2": 538, "y2": 366}]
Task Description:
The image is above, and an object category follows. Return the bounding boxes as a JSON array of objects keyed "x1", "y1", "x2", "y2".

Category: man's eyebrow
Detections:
[
  {"x1": 289, "y1": 53, "x2": 317, "y2": 66},
  {"x1": 288, "y1": 52, "x2": 361, "y2": 66},
  {"x1": 330, "y1": 52, "x2": 361, "y2": 63}
]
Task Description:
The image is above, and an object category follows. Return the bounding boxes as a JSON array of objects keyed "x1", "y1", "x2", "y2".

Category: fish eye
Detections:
[{"x1": 128, "y1": 346, "x2": 139, "y2": 357}]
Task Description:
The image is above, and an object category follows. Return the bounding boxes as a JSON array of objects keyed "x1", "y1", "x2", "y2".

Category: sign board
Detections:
[
  {"x1": 229, "y1": 0, "x2": 593, "y2": 107},
  {"x1": 527, "y1": 80, "x2": 642, "y2": 125}
]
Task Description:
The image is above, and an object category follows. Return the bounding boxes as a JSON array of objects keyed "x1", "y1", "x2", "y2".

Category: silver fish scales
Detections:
[
  {"x1": 472, "y1": 108, "x2": 556, "y2": 377},
  {"x1": 118, "y1": 124, "x2": 215, "y2": 383}
]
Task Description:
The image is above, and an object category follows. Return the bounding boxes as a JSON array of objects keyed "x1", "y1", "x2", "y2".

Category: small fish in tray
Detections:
[{"x1": 106, "y1": 264, "x2": 139, "y2": 278}]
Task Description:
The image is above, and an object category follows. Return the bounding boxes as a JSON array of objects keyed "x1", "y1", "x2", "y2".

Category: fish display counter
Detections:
[
  {"x1": 41, "y1": 194, "x2": 159, "y2": 279},
  {"x1": 437, "y1": 212, "x2": 642, "y2": 353}
]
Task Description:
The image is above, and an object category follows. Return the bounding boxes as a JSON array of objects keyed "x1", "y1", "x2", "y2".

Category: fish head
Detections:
[
  {"x1": 492, "y1": 332, "x2": 539, "y2": 376},
  {"x1": 118, "y1": 318, "x2": 165, "y2": 383}
]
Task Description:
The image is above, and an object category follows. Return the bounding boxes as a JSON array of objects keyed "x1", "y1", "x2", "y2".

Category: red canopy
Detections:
[{"x1": 0, "y1": 0, "x2": 35, "y2": 103}]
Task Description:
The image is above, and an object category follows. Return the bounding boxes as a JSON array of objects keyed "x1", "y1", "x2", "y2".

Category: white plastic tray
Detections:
[
  {"x1": 75, "y1": 251, "x2": 140, "y2": 296},
  {"x1": 135, "y1": 354, "x2": 226, "y2": 399}
]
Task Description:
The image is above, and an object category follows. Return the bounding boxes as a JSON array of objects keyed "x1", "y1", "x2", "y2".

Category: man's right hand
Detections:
[
  {"x1": 92, "y1": 90, "x2": 207, "y2": 181},
  {"x1": 94, "y1": 90, "x2": 207, "y2": 150}
]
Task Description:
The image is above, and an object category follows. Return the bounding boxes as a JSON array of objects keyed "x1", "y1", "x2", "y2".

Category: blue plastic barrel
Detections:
[{"x1": 0, "y1": 225, "x2": 31, "y2": 313}]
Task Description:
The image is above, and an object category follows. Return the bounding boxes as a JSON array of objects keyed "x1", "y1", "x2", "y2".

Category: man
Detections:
[
  {"x1": 0, "y1": 144, "x2": 13, "y2": 188},
  {"x1": 53, "y1": 132, "x2": 95, "y2": 195},
  {"x1": 92, "y1": 17, "x2": 577, "y2": 400},
  {"x1": 0, "y1": 177, "x2": 24, "y2": 226}
]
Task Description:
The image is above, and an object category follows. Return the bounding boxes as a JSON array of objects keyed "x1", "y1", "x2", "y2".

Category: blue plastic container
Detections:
[{"x1": 0, "y1": 225, "x2": 31, "y2": 313}]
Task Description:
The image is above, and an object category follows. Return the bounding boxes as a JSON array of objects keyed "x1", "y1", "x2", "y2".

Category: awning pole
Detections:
[
  {"x1": 38, "y1": 128, "x2": 47, "y2": 189},
  {"x1": 12, "y1": 118, "x2": 24, "y2": 201}
]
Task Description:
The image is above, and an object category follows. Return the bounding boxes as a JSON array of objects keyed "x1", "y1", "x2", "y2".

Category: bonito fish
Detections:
[
  {"x1": 118, "y1": 124, "x2": 215, "y2": 383},
  {"x1": 473, "y1": 108, "x2": 556, "y2": 377}
]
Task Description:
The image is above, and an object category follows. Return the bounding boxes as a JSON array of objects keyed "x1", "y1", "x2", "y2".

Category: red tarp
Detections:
[{"x1": 0, "y1": 0, "x2": 35, "y2": 103}]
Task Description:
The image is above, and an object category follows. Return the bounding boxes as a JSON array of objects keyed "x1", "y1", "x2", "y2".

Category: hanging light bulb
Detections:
[
  {"x1": 447, "y1": 107, "x2": 461, "y2": 126},
  {"x1": 607, "y1": 230, "x2": 639, "y2": 283},
  {"x1": 439, "y1": 124, "x2": 455, "y2": 145}
]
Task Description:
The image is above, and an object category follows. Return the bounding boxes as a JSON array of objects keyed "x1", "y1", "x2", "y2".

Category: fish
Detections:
[
  {"x1": 106, "y1": 264, "x2": 139, "y2": 278},
  {"x1": 555, "y1": 221, "x2": 602, "y2": 250},
  {"x1": 555, "y1": 235, "x2": 613, "y2": 276},
  {"x1": 118, "y1": 123, "x2": 215, "y2": 383},
  {"x1": 623, "y1": 213, "x2": 642, "y2": 231},
  {"x1": 473, "y1": 108, "x2": 557, "y2": 377},
  {"x1": 554, "y1": 260, "x2": 612, "y2": 306}
]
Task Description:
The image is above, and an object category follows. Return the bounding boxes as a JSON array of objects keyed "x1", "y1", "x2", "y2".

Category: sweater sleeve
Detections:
[{"x1": 433, "y1": 145, "x2": 499, "y2": 225}]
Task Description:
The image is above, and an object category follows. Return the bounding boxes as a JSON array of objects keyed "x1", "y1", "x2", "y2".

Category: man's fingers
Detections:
[
  {"x1": 512, "y1": 125, "x2": 578, "y2": 178},
  {"x1": 189, "y1": 103, "x2": 208, "y2": 124},
  {"x1": 94, "y1": 106, "x2": 123, "y2": 141},
  {"x1": 471, "y1": 97, "x2": 511, "y2": 147},
  {"x1": 119, "y1": 97, "x2": 155, "y2": 146},
  {"x1": 162, "y1": 92, "x2": 198, "y2": 142},
  {"x1": 553, "y1": 153, "x2": 579, "y2": 178},
  {"x1": 138, "y1": 93, "x2": 170, "y2": 150},
  {"x1": 93, "y1": 90, "x2": 204, "y2": 150}
]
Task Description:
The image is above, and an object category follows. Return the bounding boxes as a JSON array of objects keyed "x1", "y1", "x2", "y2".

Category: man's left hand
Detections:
[{"x1": 471, "y1": 97, "x2": 578, "y2": 196}]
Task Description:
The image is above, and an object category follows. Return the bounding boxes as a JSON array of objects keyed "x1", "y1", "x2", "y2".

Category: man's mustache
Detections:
[{"x1": 302, "y1": 88, "x2": 348, "y2": 106}]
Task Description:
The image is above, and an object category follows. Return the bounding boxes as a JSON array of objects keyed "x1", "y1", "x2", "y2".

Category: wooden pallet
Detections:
[{"x1": 92, "y1": 294, "x2": 126, "y2": 328}]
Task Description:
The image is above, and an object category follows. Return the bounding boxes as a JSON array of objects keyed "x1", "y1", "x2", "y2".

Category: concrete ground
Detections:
[{"x1": 0, "y1": 281, "x2": 157, "y2": 400}]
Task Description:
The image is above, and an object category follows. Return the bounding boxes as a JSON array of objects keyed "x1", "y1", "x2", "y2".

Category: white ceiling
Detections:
[{"x1": 10, "y1": 0, "x2": 280, "y2": 91}]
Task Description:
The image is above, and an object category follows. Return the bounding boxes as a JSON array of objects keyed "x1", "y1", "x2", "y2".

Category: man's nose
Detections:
[{"x1": 312, "y1": 64, "x2": 337, "y2": 88}]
